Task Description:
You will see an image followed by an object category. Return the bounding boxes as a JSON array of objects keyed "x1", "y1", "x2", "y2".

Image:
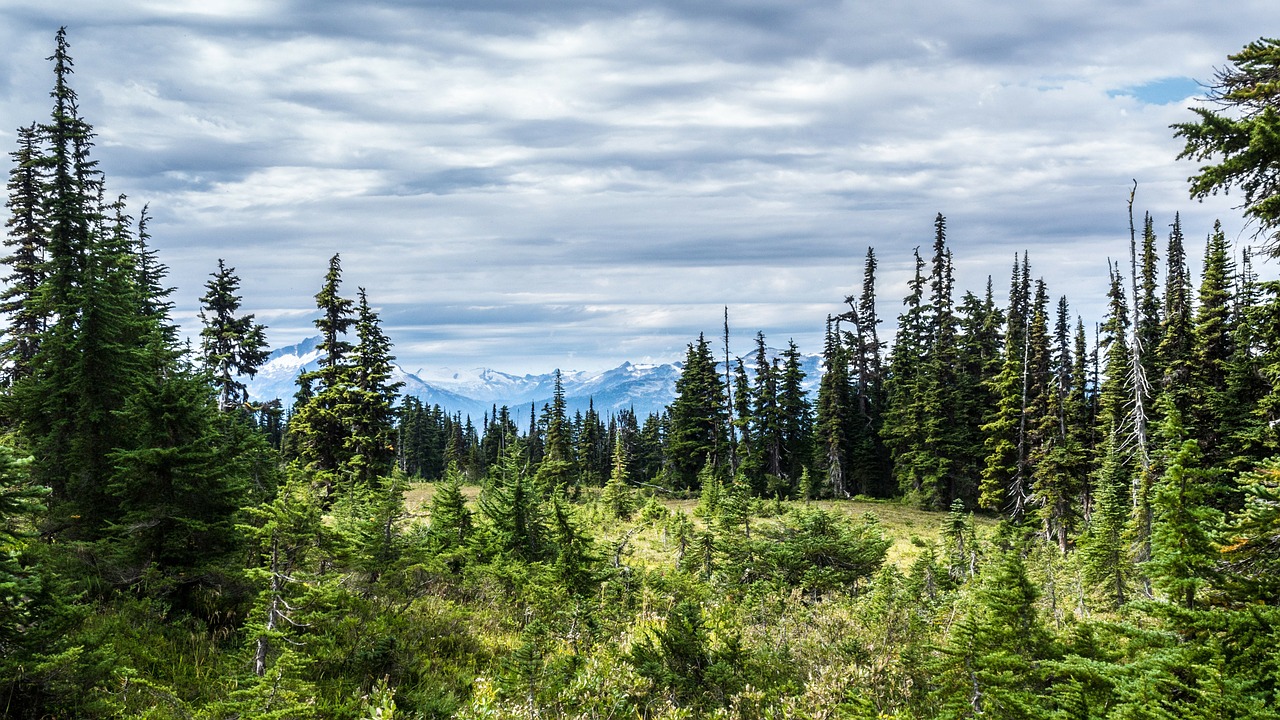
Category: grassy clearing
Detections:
[{"x1": 403, "y1": 480, "x2": 997, "y2": 570}]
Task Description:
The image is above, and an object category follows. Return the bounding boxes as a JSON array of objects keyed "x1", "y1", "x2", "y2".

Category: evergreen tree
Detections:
[
  {"x1": 814, "y1": 317, "x2": 852, "y2": 497},
  {"x1": 748, "y1": 332, "x2": 782, "y2": 494},
  {"x1": 1158, "y1": 214, "x2": 1194, "y2": 397},
  {"x1": 848, "y1": 247, "x2": 891, "y2": 497},
  {"x1": 601, "y1": 429, "x2": 635, "y2": 520},
  {"x1": 198, "y1": 259, "x2": 269, "y2": 412},
  {"x1": 1150, "y1": 429, "x2": 1224, "y2": 610},
  {"x1": 106, "y1": 361, "x2": 252, "y2": 593},
  {"x1": 882, "y1": 248, "x2": 932, "y2": 501},
  {"x1": 429, "y1": 462, "x2": 473, "y2": 552},
  {"x1": 731, "y1": 356, "x2": 758, "y2": 486},
  {"x1": 954, "y1": 281, "x2": 1004, "y2": 505},
  {"x1": 1136, "y1": 213, "x2": 1164, "y2": 397},
  {"x1": 777, "y1": 340, "x2": 812, "y2": 493},
  {"x1": 666, "y1": 334, "x2": 729, "y2": 490},
  {"x1": 7, "y1": 32, "x2": 157, "y2": 534},
  {"x1": 928, "y1": 549, "x2": 1055, "y2": 719},
  {"x1": 477, "y1": 437, "x2": 548, "y2": 562},
  {"x1": 287, "y1": 254, "x2": 357, "y2": 497},
  {"x1": 534, "y1": 369, "x2": 575, "y2": 493},
  {"x1": 1188, "y1": 220, "x2": 1236, "y2": 470},
  {"x1": 1174, "y1": 37, "x2": 1280, "y2": 254},
  {"x1": 344, "y1": 287, "x2": 402, "y2": 489},
  {"x1": 0, "y1": 124, "x2": 47, "y2": 384},
  {"x1": 1033, "y1": 295, "x2": 1086, "y2": 550},
  {"x1": 979, "y1": 254, "x2": 1032, "y2": 512},
  {"x1": 1081, "y1": 432, "x2": 1134, "y2": 607}
]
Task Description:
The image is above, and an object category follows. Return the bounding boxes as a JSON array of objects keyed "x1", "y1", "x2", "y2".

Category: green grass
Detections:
[{"x1": 403, "y1": 480, "x2": 996, "y2": 570}]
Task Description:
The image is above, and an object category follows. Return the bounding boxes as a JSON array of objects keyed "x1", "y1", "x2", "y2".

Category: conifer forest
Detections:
[{"x1": 7, "y1": 28, "x2": 1280, "y2": 720}]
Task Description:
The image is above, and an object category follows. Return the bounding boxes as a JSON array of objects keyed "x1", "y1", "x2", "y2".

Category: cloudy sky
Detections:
[{"x1": 0, "y1": 1, "x2": 1271, "y2": 374}]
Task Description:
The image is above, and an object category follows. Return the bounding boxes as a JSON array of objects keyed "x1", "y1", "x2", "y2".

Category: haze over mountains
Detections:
[{"x1": 247, "y1": 336, "x2": 822, "y2": 421}]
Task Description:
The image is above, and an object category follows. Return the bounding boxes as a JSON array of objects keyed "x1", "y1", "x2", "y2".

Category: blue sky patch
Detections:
[{"x1": 1110, "y1": 77, "x2": 1202, "y2": 105}]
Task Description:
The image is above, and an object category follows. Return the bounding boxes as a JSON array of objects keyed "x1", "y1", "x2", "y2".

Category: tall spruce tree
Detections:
[
  {"x1": 814, "y1": 317, "x2": 853, "y2": 497},
  {"x1": 345, "y1": 287, "x2": 402, "y2": 488},
  {"x1": 883, "y1": 249, "x2": 931, "y2": 501},
  {"x1": 778, "y1": 340, "x2": 812, "y2": 493},
  {"x1": 979, "y1": 254, "x2": 1032, "y2": 512},
  {"x1": 1, "y1": 124, "x2": 47, "y2": 384},
  {"x1": 667, "y1": 334, "x2": 729, "y2": 490},
  {"x1": 1188, "y1": 221, "x2": 1236, "y2": 471},
  {"x1": 199, "y1": 259, "x2": 269, "y2": 412},
  {"x1": 534, "y1": 369, "x2": 576, "y2": 494},
  {"x1": 288, "y1": 254, "x2": 357, "y2": 496}
]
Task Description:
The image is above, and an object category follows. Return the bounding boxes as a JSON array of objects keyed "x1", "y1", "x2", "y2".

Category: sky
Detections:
[{"x1": 0, "y1": 1, "x2": 1272, "y2": 375}]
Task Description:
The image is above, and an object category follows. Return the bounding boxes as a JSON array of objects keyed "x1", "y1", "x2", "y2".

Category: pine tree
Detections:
[
  {"x1": 534, "y1": 369, "x2": 575, "y2": 493},
  {"x1": 0, "y1": 124, "x2": 47, "y2": 384},
  {"x1": 601, "y1": 429, "x2": 635, "y2": 520},
  {"x1": 344, "y1": 287, "x2": 402, "y2": 489},
  {"x1": 477, "y1": 437, "x2": 548, "y2": 561},
  {"x1": 848, "y1": 247, "x2": 891, "y2": 497},
  {"x1": 1149, "y1": 429, "x2": 1224, "y2": 610},
  {"x1": 667, "y1": 334, "x2": 729, "y2": 490},
  {"x1": 1187, "y1": 220, "x2": 1236, "y2": 470},
  {"x1": 1016, "y1": 279, "x2": 1052, "y2": 524},
  {"x1": 1158, "y1": 214, "x2": 1194, "y2": 397},
  {"x1": 1174, "y1": 37, "x2": 1280, "y2": 254},
  {"x1": 107, "y1": 363, "x2": 251, "y2": 590},
  {"x1": 198, "y1": 259, "x2": 269, "y2": 412},
  {"x1": 732, "y1": 355, "x2": 757, "y2": 485},
  {"x1": 287, "y1": 254, "x2": 357, "y2": 498},
  {"x1": 748, "y1": 332, "x2": 782, "y2": 494},
  {"x1": 8, "y1": 31, "x2": 156, "y2": 533},
  {"x1": 429, "y1": 462, "x2": 473, "y2": 552},
  {"x1": 954, "y1": 281, "x2": 1004, "y2": 506},
  {"x1": 777, "y1": 339, "x2": 812, "y2": 493},
  {"x1": 883, "y1": 248, "x2": 932, "y2": 501},
  {"x1": 814, "y1": 317, "x2": 852, "y2": 497},
  {"x1": 928, "y1": 549, "x2": 1055, "y2": 719},
  {"x1": 1033, "y1": 295, "x2": 1085, "y2": 551},
  {"x1": 1136, "y1": 213, "x2": 1163, "y2": 398},
  {"x1": 979, "y1": 254, "x2": 1032, "y2": 512},
  {"x1": 1081, "y1": 432, "x2": 1133, "y2": 607}
]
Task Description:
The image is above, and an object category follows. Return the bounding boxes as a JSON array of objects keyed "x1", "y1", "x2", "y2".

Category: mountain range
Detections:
[{"x1": 246, "y1": 336, "x2": 822, "y2": 421}]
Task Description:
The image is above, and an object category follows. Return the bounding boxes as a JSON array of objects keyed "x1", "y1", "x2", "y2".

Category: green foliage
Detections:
[
  {"x1": 198, "y1": 259, "x2": 269, "y2": 412},
  {"x1": 600, "y1": 434, "x2": 636, "y2": 521},
  {"x1": 667, "y1": 334, "x2": 730, "y2": 491},
  {"x1": 1174, "y1": 37, "x2": 1280, "y2": 255},
  {"x1": 926, "y1": 549, "x2": 1057, "y2": 719},
  {"x1": 749, "y1": 507, "x2": 890, "y2": 598}
]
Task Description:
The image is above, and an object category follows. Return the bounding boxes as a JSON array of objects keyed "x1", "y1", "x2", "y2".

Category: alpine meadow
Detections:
[{"x1": 8, "y1": 26, "x2": 1280, "y2": 720}]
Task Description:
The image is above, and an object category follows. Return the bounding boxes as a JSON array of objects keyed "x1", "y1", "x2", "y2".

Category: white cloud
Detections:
[{"x1": 0, "y1": 1, "x2": 1269, "y2": 374}]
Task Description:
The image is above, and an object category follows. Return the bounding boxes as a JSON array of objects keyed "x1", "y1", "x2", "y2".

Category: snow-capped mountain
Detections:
[{"x1": 246, "y1": 337, "x2": 821, "y2": 421}]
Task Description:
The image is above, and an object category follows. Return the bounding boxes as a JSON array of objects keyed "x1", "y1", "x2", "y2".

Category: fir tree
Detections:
[
  {"x1": 344, "y1": 287, "x2": 402, "y2": 489},
  {"x1": 979, "y1": 254, "x2": 1032, "y2": 512},
  {"x1": 534, "y1": 369, "x2": 575, "y2": 493},
  {"x1": 777, "y1": 339, "x2": 812, "y2": 494},
  {"x1": 287, "y1": 254, "x2": 357, "y2": 498},
  {"x1": 429, "y1": 462, "x2": 473, "y2": 552},
  {"x1": 198, "y1": 259, "x2": 269, "y2": 412},
  {"x1": 814, "y1": 317, "x2": 852, "y2": 497},
  {"x1": 0, "y1": 124, "x2": 47, "y2": 384},
  {"x1": 601, "y1": 429, "x2": 635, "y2": 520},
  {"x1": 667, "y1": 334, "x2": 729, "y2": 490},
  {"x1": 883, "y1": 248, "x2": 932, "y2": 501},
  {"x1": 1188, "y1": 220, "x2": 1236, "y2": 470}
]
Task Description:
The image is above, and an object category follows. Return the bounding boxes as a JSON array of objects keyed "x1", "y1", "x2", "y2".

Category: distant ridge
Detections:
[{"x1": 246, "y1": 337, "x2": 821, "y2": 421}]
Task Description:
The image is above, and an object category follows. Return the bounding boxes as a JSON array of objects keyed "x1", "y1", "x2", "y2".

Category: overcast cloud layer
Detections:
[{"x1": 0, "y1": 1, "x2": 1271, "y2": 374}]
